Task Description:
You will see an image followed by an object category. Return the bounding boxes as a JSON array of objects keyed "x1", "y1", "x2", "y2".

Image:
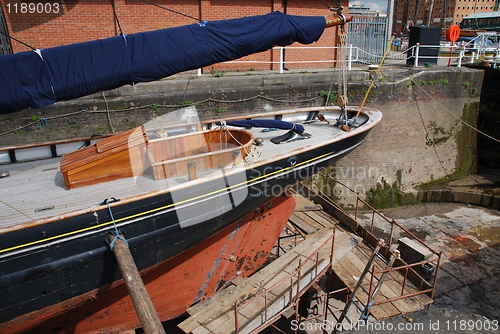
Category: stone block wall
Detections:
[{"x1": 312, "y1": 68, "x2": 482, "y2": 208}]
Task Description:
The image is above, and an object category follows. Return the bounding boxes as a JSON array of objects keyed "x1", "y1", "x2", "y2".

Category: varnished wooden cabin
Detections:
[{"x1": 60, "y1": 126, "x2": 254, "y2": 189}]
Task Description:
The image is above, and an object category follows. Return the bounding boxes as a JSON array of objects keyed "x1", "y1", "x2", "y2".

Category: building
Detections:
[
  {"x1": 393, "y1": 0, "x2": 499, "y2": 34},
  {"x1": 349, "y1": 5, "x2": 387, "y2": 17},
  {"x1": 0, "y1": 0, "x2": 348, "y2": 71}
]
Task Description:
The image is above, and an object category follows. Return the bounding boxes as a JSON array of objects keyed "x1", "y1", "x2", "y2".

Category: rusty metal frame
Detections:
[
  {"x1": 311, "y1": 174, "x2": 442, "y2": 323},
  {"x1": 234, "y1": 229, "x2": 336, "y2": 334}
]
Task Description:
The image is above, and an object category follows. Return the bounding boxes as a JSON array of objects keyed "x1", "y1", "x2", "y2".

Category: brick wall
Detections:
[{"x1": 1, "y1": 0, "x2": 346, "y2": 71}]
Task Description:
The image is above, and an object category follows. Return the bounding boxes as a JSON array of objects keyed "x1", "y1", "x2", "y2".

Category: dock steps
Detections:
[
  {"x1": 178, "y1": 227, "x2": 361, "y2": 334},
  {"x1": 179, "y1": 191, "x2": 438, "y2": 333}
]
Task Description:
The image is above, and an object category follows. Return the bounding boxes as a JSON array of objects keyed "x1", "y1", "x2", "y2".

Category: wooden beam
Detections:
[{"x1": 108, "y1": 234, "x2": 166, "y2": 334}]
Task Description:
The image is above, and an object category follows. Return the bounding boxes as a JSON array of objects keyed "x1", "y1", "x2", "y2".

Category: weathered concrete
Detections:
[
  {"x1": 312, "y1": 66, "x2": 483, "y2": 209},
  {"x1": 351, "y1": 202, "x2": 500, "y2": 330},
  {"x1": 418, "y1": 172, "x2": 500, "y2": 210}
]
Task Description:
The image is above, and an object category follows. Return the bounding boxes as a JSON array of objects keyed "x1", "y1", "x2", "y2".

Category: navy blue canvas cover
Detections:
[
  {"x1": 0, "y1": 12, "x2": 325, "y2": 114},
  {"x1": 216, "y1": 119, "x2": 305, "y2": 133}
]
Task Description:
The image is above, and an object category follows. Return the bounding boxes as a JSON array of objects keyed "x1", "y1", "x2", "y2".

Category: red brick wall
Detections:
[{"x1": 2, "y1": 0, "x2": 348, "y2": 71}]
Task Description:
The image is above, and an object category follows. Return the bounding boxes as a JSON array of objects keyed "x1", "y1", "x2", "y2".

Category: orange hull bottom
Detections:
[{"x1": 4, "y1": 194, "x2": 295, "y2": 333}]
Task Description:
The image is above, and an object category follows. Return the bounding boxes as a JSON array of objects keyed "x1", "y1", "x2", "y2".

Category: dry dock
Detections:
[{"x1": 178, "y1": 189, "x2": 438, "y2": 333}]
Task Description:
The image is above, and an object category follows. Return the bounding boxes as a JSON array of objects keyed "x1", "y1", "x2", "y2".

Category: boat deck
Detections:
[{"x1": 0, "y1": 120, "x2": 349, "y2": 229}]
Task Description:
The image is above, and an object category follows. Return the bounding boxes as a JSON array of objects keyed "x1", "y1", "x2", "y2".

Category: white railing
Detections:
[{"x1": 197, "y1": 42, "x2": 500, "y2": 75}]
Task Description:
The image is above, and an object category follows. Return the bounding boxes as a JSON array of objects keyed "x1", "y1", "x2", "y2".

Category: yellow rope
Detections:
[{"x1": 356, "y1": 34, "x2": 397, "y2": 119}]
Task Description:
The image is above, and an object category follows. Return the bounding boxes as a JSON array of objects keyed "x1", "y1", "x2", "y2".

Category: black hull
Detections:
[{"x1": 0, "y1": 129, "x2": 369, "y2": 325}]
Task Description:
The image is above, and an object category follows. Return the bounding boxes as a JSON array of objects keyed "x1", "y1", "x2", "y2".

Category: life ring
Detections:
[{"x1": 446, "y1": 25, "x2": 460, "y2": 42}]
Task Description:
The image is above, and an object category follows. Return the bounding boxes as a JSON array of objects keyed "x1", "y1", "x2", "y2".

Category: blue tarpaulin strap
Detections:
[{"x1": 0, "y1": 12, "x2": 325, "y2": 114}]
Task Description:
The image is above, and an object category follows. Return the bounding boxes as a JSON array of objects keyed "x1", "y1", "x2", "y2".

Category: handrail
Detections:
[
  {"x1": 234, "y1": 230, "x2": 335, "y2": 334},
  {"x1": 218, "y1": 42, "x2": 499, "y2": 71},
  {"x1": 313, "y1": 172, "x2": 442, "y2": 315},
  {"x1": 318, "y1": 170, "x2": 440, "y2": 257}
]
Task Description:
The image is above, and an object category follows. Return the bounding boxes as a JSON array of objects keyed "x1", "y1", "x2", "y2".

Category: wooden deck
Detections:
[{"x1": 0, "y1": 118, "x2": 346, "y2": 228}]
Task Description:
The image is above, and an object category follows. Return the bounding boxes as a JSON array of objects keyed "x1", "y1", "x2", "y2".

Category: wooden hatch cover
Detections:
[{"x1": 60, "y1": 126, "x2": 149, "y2": 189}]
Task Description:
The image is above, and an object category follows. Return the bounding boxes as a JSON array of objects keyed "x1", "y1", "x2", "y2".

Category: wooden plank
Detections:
[
  {"x1": 354, "y1": 243, "x2": 431, "y2": 314},
  {"x1": 179, "y1": 229, "x2": 334, "y2": 333},
  {"x1": 294, "y1": 211, "x2": 323, "y2": 230},
  {"x1": 348, "y1": 247, "x2": 402, "y2": 318},
  {"x1": 191, "y1": 230, "x2": 360, "y2": 334},
  {"x1": 315, "y1": 209, "x2": 340, "y2": 225},
  {"x1": 186, "y1": 277, "x2": 245, "y2": 316},
  {"x1": 292, "y1": 194, "x2": 322, "y2": 212},
  {"x1": 335, "y1": 253, "x2": 392, "y2": 320},
  {"x1": 288, "y1": 213, "x2": 317, "y2": 235},
  {"x1": 180, "y1": 228, "x2": 363, "y2": 334},
  {"x1": 304, "y1": 210, "x2": 337, "y2": 227},
  {"x1": 356, "y1": 242, "x2": 432, "y2": 302},
  {"x1": 286, "y1": 222, "x2": 306, "y2": 239},
  {"x1": 331, "y1": 260, "x2": 371, "y2": 305}
]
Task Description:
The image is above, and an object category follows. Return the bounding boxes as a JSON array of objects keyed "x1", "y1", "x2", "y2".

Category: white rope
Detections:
[
  {"x1": 411, "y1": 78, "x2": 500, "y2": 143},
  {"x1": 215, "y1": 123, "x2": 258, "y2": 164},
  {"x1": 243, "y1": 144, "x2": 262, "y2": 164}
]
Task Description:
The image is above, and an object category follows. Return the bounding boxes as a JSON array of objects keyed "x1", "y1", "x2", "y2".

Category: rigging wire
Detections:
[
  {"x1": 411, "y1": 84, "x2": 451, "y2": 178},
  {"x1": 137, "y1": 0, "x2": 202, "y2": 22},
  {"x1": 0, "y1": 30, "x2": 36, "y2": 51},
  {"x1": 110, "y1": 0, "x2": 124, "y2": 36},
  {"x1": 411, "y1": 78, "x2": 500, "y2": 144}
]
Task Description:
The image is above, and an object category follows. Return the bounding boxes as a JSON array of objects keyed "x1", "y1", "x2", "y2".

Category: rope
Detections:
[
  {"x1": 0, "y1": 199, "x2": 34, "y2": 220},
  {"x1": 102, "y1": 91, "x2": 115, "y2": 133},
  {"x1": 110, "y1": 0, "x2": 124, "y2": 36},
  {"x1": 411, "y1": 78, "x2": 500, "y2": 144},
  {"x1": 243, "y1": 144, "x2": 262, "y2": 164},
  {"x1": 412, "y1": 85, "x2": 451, "y2": 178},
  {"x1": 222, "y1": 125, "x2": 251, "y2": 159},
  {"x1": 103, "y1": 200, "x2": 128, "y2": 250},
  {"x1": 359, "y1": 302, "x2": 374, "y2": 323},
  {"x1": 0, "y1": 94, "x2": 321, "y2": 137},
  {"x1": 137, "y1": 0, "x2": 202, "y2": 22},
  {"x1": 0, "y1": 30, "x2": 36, "y2": 50},
  {"x1": 38, "y1": 117, "x2": 49, "y2": 129}
]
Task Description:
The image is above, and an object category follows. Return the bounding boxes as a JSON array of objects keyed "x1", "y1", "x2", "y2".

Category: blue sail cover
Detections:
[
  {"x1": 0, "y1": 12, "x2": 325, "y2": 114},
  {"x1": 216, "y1": 119, "x2": 305, "y2": 133}
]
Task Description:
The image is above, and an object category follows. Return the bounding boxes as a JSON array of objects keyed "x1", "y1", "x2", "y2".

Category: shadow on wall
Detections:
[{"x1": 5, "y1": 1, "x2": 78, "y2": 33}]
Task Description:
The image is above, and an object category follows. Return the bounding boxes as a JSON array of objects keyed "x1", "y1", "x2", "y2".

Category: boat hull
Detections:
[
  {"x1": 2, "y1": 194, "x2": 295, "y2": 333},
  {"x1": 0, "y1": 121, "x2": 371, "y2": 333}
]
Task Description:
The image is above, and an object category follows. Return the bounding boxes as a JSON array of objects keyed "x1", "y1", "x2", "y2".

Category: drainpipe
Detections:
[
  {"x1": 282, "y1": 0, "x2": 289, "y2": 71},
  {"x1": 386, "y1": 0, "x2": 395, "y2": 48},
  {"x1": 426, "y1": 0, "x2": 435, "y2": 26}
]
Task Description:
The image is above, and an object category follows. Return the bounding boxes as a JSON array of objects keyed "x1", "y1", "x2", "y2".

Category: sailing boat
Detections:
[{"x1": 0, "y1": 10, "x2": 382, "y2": 333}]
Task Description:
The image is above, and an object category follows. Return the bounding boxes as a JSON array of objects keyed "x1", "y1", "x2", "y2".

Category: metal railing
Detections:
[
  {"x1": 206, "y1": 41, "x2": 500, "y2": 75},
  {"x1": 233, "y1": 230, "x2": 335, "y2": 334}
]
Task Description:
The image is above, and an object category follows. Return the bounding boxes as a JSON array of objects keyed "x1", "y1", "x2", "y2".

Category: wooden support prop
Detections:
[
  {"x1": 108, "y1": 234, "x2": 166, "y2": 334},
  {"x1": 187, "y1": 161, "x2": 197, "y2": 181}
]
